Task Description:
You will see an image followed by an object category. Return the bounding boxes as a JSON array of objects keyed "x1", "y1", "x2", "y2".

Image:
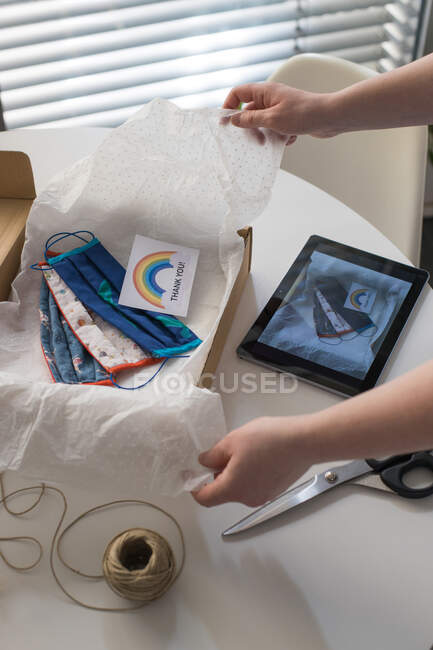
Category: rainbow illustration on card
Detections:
[
  {"x1": 350, "y1": 288, "x2": 369, "y2": 310},
  {"x1": 120, "y1": 235, "x2": 199, "y2": 316},
  {"x1": 133, "y1": 251, "x2": 176, "y2": 308},
  {"x1": 344, "y1": 282, "x2": 377, "y2": 314}
]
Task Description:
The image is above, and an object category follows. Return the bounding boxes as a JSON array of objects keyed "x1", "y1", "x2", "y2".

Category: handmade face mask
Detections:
[
  {"x1": 313, "y1": 278, "x2": 377, "y2": 345},
  {"x1": 41, "y1": 265, "x2": 156, "y2": 375},
  {"x1": 43, "y1": 232, "x2": 201, "y2": 358},
  {"x1": 39, "y1": 277, "x2": 112, "y2": 385}
]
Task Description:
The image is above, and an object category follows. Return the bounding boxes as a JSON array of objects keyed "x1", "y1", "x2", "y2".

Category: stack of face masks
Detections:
[
  {"x1": 312, "y1": 277, "x2": 376, "y2": 344},
  {"x1": 36, "y1": 231, "x2": 201, "y2": 386}
]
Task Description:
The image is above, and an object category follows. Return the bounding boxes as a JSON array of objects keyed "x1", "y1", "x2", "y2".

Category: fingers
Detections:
[
  {"x1": 198, "y1": 444, "x2": 230, "y2": 470},
  {"x1": 222, "y1": 84, "x2": 264, "y2": 109},
  {"x1": 230, "y1": 109, "x2": 270, "y2": 129},
  {"x1": 223, "y1": 84, "x2": 272, "y2": 130},
  {"x1": 192, "y1": 469, "x2": 234, "y2": 507},
  {"x1": 194, "y1": 442, "x2": 234, "y2": 506}
]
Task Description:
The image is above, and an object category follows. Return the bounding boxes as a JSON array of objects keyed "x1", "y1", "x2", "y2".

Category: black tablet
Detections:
[{"x1": 237, "y1": 235, "x2": 429, "y2": 397}]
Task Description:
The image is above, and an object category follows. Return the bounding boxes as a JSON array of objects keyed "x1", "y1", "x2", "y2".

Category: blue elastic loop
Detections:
[
  {"x1": 45, "y1": 230, "x2": 94, "y2": 251},
  {"x1": 44, "y1": 231, "x2": 95, "y2": 262},
  {"x1": 109, "y1": 359, "x2": 169, "y2": 390},
  {"x1": 44, "y1": 232, "x2": 75, "y2": 250},
  {"x1": 109, "y1": 355, "x2": 190, "y2": 390}
]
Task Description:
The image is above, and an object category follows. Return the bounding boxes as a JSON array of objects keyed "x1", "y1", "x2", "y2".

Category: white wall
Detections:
[{"x1": 423, "y1": 2, "x2": 433, "y2": 211}]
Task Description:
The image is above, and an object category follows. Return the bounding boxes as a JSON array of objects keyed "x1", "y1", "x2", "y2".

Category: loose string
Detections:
[
  {"x1": 109, "y1": 355, "x2": 190, "y2": 390},
  {"x1": 54, "y1": 500, "x2": 185, "y2": 611},
  {"x1": 109, "y1": 359, "x2": 169, "y2": 390},
  {"x1": 0, "y1": 474, "x2": 185, "y2": 612},
  {"x1": 0, "y1": 474, "x2": 44, "y2": 571},
  {"x1": 0, "y1": 473, "x2": 45, "y2": 515}
]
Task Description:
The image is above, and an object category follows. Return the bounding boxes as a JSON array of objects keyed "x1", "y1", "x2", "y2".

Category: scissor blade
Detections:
[{"x1": 222, "y1": 458, "x2": 371, "y2": 536}]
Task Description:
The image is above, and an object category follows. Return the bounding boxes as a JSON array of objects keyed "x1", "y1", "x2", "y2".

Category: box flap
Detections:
[
  {"x1": 200, "y1": 226, "x2": 252, "y2": 386},
  {"x1": 0, "y1": 151, "x2": 36, "y2": 199},
  {"x1": 0, "y1": 151, "x2": 36, "y2": 300}
]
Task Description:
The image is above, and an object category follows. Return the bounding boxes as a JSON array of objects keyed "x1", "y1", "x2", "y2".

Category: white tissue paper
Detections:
[{"x1": 0, "y1": 99, "x2": 284, "y2": 495}]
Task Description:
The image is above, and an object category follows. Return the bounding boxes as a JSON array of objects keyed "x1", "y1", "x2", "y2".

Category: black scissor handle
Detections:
[
  {"x1": 366, "y1": 455, "x2": 412, "y2": 472},
  {"x1": 368, "y1": 452, "x2": 433, "y2": 499}
]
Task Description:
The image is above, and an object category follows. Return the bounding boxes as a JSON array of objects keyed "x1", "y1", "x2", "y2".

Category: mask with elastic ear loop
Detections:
[
  {"x1": 34, "y1": 231, "x2": 201, "y2": 388},
  {"x1": 39, "y1": 276, "x2": 113, "y2": 385},
  {"x1": 38, "y1": 261, "x2": 158, "y2": 384},
  {"x1": 313, "y1": 277, "x2": 377, "y2": 345},
  {"x1": 42, "y1": 231, "x2": 202, "y2": 358}
]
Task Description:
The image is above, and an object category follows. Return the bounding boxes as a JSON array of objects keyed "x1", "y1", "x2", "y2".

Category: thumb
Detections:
[
  {"x1": 231, "y1": 109, "x2": 268, "y2": 129},
  {"x1": 198, "y1": 443, "x2": 230, "y2": 470},
  {"x1": 192, "y1": 467, "x2": 235, "y2": 507}
]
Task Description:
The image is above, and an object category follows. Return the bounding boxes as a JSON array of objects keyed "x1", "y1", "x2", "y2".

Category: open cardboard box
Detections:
[{"x1": 0, "y1": 150, "x2": 252, "y2": 388}]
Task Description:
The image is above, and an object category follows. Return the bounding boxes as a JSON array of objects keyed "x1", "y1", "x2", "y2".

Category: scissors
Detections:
[{"x1": 222, "y1": 452, "x2": 433, "y2": 537}]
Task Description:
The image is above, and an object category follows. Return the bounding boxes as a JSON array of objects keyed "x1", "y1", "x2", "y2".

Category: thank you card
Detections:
[
  {"x1": 119, "y1": 235, "x2": 199, "y2": 316},
  {"x1": 344, "y1": 281, "x2": 377, "y2": 314}
]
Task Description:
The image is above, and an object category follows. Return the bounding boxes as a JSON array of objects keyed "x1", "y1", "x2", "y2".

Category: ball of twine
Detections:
[
  {"x1": 102, "y1": 528, "x2": 176, "y2": 602},
  {"x1": 0, "y1": 479, "x2": 186, "y2": 612},
  {"x1": 54, "y1": 498, "x2": 186, "y2": 612}
]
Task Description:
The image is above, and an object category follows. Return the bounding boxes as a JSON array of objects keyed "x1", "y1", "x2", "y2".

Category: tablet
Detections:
[{"x1": 237, "y1": 235, "x2": 429, "y2": 396}]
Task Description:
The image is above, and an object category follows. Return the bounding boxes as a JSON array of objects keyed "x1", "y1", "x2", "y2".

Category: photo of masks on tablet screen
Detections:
[{"x1": 258, "y1": 251, "x2": 412, "y2": 380}]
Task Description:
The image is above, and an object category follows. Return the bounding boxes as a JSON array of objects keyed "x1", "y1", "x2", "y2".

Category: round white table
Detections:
[{"x1": 2, "y1": 128, "x2": 433, "y2": 650}]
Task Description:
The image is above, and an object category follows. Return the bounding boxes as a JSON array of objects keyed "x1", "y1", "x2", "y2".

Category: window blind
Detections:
[{"x1": 0, "y1": 0, "x2": 430, "y2": 129}]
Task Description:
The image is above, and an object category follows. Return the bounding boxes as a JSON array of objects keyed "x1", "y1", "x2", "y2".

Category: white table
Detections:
[{"x1": 2, "y1": 129, "x2": 433, "y2": 650}]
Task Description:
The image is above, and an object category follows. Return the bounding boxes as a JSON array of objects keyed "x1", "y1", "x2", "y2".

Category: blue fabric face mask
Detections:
[{"x1": 43, "y1": 231, "x2": 201, "y2": 358}]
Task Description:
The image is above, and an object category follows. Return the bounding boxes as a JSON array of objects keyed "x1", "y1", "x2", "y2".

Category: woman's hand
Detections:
[
  {"x1": 223, "y1": 82, "x2": 339, "y2": 139},
  {"x1": 192, "y1": 416, "x2": 315, "y2": 508},
  {"x1": 193, "y1": 359, "x2": 433, "y2": 508}
]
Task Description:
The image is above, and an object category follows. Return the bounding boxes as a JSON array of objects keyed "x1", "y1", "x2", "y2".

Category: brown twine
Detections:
[
  {"x1": 0, "y1": 474, "x2": 185, "y2": 611},
  {"x1": 102, "y1": 528, "x2": 177, "y2": 602},
  {"x1": 0, "y1": 473, "x2": 44, "y2": 571}
]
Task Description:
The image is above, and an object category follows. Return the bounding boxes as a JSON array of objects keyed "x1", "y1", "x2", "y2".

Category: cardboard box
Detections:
[
  {"x1": 0, "y1": 150, "x2": 251, "y2": 384},
  {"x1": 0, "y1": 151, "x2": 36, "y2": 301},
  {"x1": 200, "y1": 225, "x2": 252, "y2": 387}
]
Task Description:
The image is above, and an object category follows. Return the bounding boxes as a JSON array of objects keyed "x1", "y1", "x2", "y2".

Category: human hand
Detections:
[
  {"x1": 223, "y1": 82, "x2": 339, "y2": 139},
  {"x1": 192, "y1": 416, "x2": 314, "y2": 508}
]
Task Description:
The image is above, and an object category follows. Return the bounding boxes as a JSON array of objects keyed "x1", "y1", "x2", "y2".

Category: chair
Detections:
[{"x1": 268, "y1": 54, "x2": 427, "y2": 264}]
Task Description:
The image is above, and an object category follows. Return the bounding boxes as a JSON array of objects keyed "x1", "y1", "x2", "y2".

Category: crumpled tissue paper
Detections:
[{"x1": 0, "y1": 98, "x2": 284, "y2": 495}]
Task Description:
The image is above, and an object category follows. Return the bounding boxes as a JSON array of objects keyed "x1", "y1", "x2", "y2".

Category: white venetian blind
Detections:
[{"x1": 0, "y1": 0, "x2": 430, "y2": 129}]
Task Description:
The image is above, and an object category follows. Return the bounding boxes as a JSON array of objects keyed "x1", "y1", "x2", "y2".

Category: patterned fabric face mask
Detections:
[
  {"x1": 43, "y1": 231, "x2": 201, "y2": 359},
  {"x1": 39, "y1": 277, "x2": 112, "y2": 385},
  {"x1": 313, "y1": 278, "x2": 376, "y2": 345},
  {"x1": 40, "y1": 265, "x2": 156, "y2": 377}
]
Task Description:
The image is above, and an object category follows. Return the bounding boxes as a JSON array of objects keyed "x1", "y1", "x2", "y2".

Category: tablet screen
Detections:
[
  {"x1": 238, "y1": 236, "x2": 429, "y2": 396},
  {"x1": 258, "y1": 250, "x2": 412, "y2": 380}
]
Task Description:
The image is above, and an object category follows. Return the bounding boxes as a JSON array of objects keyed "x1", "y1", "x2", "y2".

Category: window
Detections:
[{"x1": 0, "y1": 0, "x2": 430, "y2": 128}]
